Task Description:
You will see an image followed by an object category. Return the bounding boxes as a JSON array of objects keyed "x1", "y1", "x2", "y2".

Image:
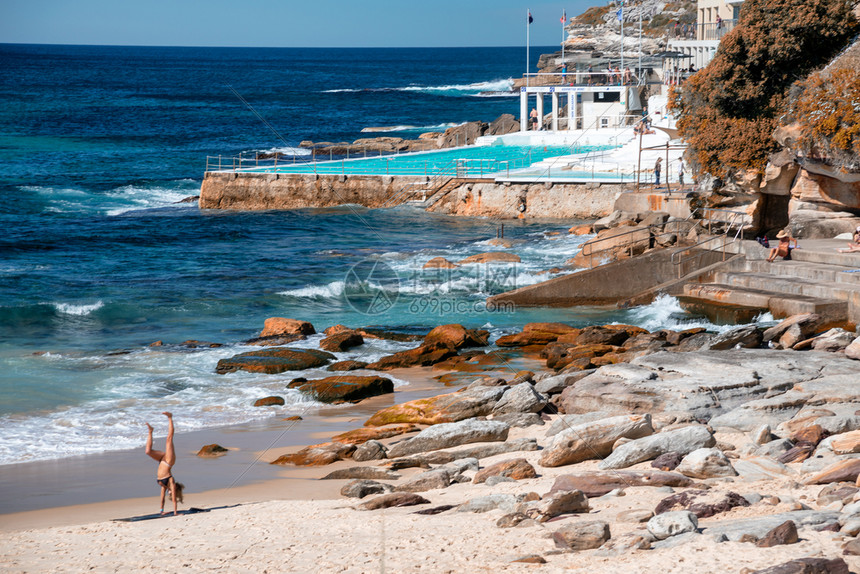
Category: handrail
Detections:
[{"x1": 669, "y1": 207, "x2": 751, "y2": 277}]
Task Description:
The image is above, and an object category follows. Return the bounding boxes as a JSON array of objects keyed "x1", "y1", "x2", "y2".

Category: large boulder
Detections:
[
  {"x1": 675, "y1": 447, "x2": 737, "y2": 479},
  {"x1": 548, "y1": 470, "x2": 693, "y2": 498},
  {"x1": 439, "y1": 121, "x2": 487, "y2": 148},
  {"x1": 358, "y1": 492, "x2": 429, "y2": 511},
  {"x1": 646, "y1": 511, "x2": 698, "y2": 540},
  {"x1": 364, "y1": 385, "x2": 506, "y2": 426},
  {"x1": 319, "y1": 331, "x2": 364, "y2": 352},
  {"x1": 332, "y1": 423, "x2": 420, "y2": 445},
  {"x1": 260, "y1": 317, "x2": 315, "y2": 337},
  {"x1": 287, "y1": 376, "x2": 393, "y2": 404},
  {"x1": 215, "y1": 347, "x2": 335, "y2": 374},
  {"x1": 552, "y1": 521, "x2": 611, "y2": 551},
  {"x1": 540, "y1": 414, "x2": 654, "y2": 467},
  {"x1": 386, "y1": 419, "x2": 510, "y2": 458},
  {"x1": 492, "y1": 382, "x2": 548, "y2": 414},
  {"x1": 599, "y1": 425, "x2": 715, "y2": 470},
  {"x1": 804, "y1": 458, "x2": 860, "y2": 485},
  {"x1": 486, "y1": 113, "x2": 519, "y2": 136},
  {"x1": 270, "y1": 441, "x2": 355, "y2": 466},
  {"x1": 365, "y1": 341, "x2": 457, "y2": 370},
  {"x1": 424, "y1": 324, "x2": 489, "y2": 349},
  {"x1": 473, "y1": 458, "x2": 537, "y2": 484}
]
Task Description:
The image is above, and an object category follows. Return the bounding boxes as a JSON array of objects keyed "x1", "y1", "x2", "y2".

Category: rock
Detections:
[
  {"x1": 424, "y1": 324, "x2": 488, "y2": 349},
  {"x1": 594, "y1": 532, "x2": 652, "y2": 556},
  {"x1": 215, "y1": 347, "x2": 335, "y2": 374},
  {"x1": 552, "y1": 521, "x2": 611, "y2": 551},
  {"x1": 540, "y1": 414, "x2": 654, "y2": 467},
  {"x1": 196, "y1": 444, "x2": 228, "y2": 457},
  {"x1": 332, "y1": 423, "x2": 419, "y2": 445},
  {"x1": 355, "y1": 328, "x2": 423, "y2": 342},
  {"x1": 327, "y1": 360, "x2": 369, "y2": 371},
  {"x1": 811, "y1": 328, "x2": 857, "y2": 352},
  {"x1": 707, "y1": 325, "x2": 763, "y2": 350},
  {"x1": 358, "y1": 492, "x2": 429, "y2": 510},
  {"x1": 340, "y1": 479, "x2": 393, "y2": 499},
  {"x1": 457, "y1": 252, "x2": 521, "y2": 265},
  {"x1": 652, "y1": 452, "x2": 683, "y2": 471},
  {"x1": 319, "y1": 331, "x2": 364, "y2": 352},
  {"x1": 386, "y1": 419, "x2": 510, "y2": 458},
  {"x1": 734, "y1": 457, "x2": 796, "y2": 481},
  {"x1": 473, "y1": 458, "x2": 536, "y2": 484},
  {"x1": 548, "y1": 470, "x2": 693, "y2": 498},
  {"x1": 260, "y1": 317, "x2": 315, "y2": 337},
  {"x1": 534, "y1": 370, "x2": 595, "y2": 395},
  {"x1": 364, "y1": 385, "x2": 506, "y2": 426},
  {"x1": 804, "y1": 458, "x2": 860, "y2": 484},
  {"x1": 518, "y1": 490, "x2": 590, "y2": 522},
  {"x1": 270, "y1": 441, "x2": 355, "y2": 466},
  {"x1": 253, "y1": 396, "x2": 285, "y2": 407},
  {"x1": 487, "y1": 113, "x2": 519, "y2": 136},
  {"x1": 816, "y1": 484, "x2": 858, "y2": 506},
  {"x1": 544, "y1": 411, "x2": 611, "y2": 437},
  {"x1": 762, "y1": 313, "x2": 823, "y2": 343},
  {"x1": 423, "y1": 257, "x2": 458, "y2": 269},
  {"x1": 791, "y1": 424, "x2": 827, "y2": 446},
  {"x1": 840, "y1": 517, "x2": 860, "y2": 536},
  {"x1": 569, "y1": 224, "x2": 593, "y2": 235},
  {"x1": 750, "y1": 557, "x2": 849, "y2": 574},
  {"x1": 543, "y1": 342, "x2": 616, "y2": 371},
  {"x1": 655, "y1": 490, "x2": 750, "y2": 519},
  {"x1": 495, "y1": 322, "x2": 578, "y2": 347},
  {"x1": 439, "y1": 120, "x2": 487, "y2": 147},
  {"x1": 321, "y1": 467, "x2": 400, "y2": 480},
  {"x1": 457, "y1": 493, "x2": 519, "y2": 514},
  {"x1": 830, "y1": 430, "x2": 860, "y2": 454},
  {"x1": 287, "y1": 376, "x2": 393, "y2": 404},
  {"x1": 752, "y1": 424, "x2": 774, "y2": 445},
  {"x1": 364, "y1": 341, "x2": 457, "y2": 370},
  {"x1": 617, "y1": 509, "x2": 655, "y2": 523},
  {"x1": 676, "y1": 448, "x2": 738, "y2": 479},
  {"x1": 352, "y1": 440, "x2": 388, "y2": 462},
  {"x1": 646, "y1": 511, "x2": 698, "y2": 540},
  {"x1": 492, "y1": 383, "x2": 548, "y2": 414},
  {"x1": 283, "y1": 415, "x2": 302, "y2": 421},
  {"x1": 394, "y1": 468, "x2": 452, "y2": 493},
  {"x1": 599, "y1": 425, "x2": 715, "y2": 470},
  {"x1": 844, "y1": 538, "x2": 860, "y2": 556},
  {"x1": 491, "y1": 412, "x2": 544, "y2": 428},
  {"x1": 846, "y1": 336, "x2": 860, "y2": 360},
  {"x1": 574, "y1": 325, "x2": 639, "y2": 346},
  {"x1": 778, "y1": 444, "x2": 816, "y2": 464}
]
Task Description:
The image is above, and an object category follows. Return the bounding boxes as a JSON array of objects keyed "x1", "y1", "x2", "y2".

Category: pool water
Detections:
[{"x1": 231, "y1": 143, "x2": 617, "y2": 178}]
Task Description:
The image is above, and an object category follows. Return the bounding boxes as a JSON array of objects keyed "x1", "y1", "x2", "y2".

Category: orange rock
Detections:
[
  {"x1": 830, "y1": 430, "x2": 860, "y2": 455},
  {"x1": 423, "y1": 257, "x2": 458, "y2": 269},
  {"x1": 270, "y1": 442, "x2": 356, "y2": 466},
  {"x1": 283, "y1": 415, "x2": 303, "y2": 421},
  {"x1": 457, "y1": 252, "x2": 521, "y2": 265},
  {"x1": 320, "y1": 330, "x2": 364, "y2": 352},
  {"x1": 473, "y1": 458, "x2": 537, "y2": 483},
  {"x1": 569, "y1": 224, "x2": 593, "y2": 235},
  {"x1": 253, "y1": 396, "x2": 285, "y2": 407},
  {"x1": 323, "y1": 324, "x2": 351, "y2": 336},
  {"x1": 804, "y1": 458, "x2": 860, "y2": 485},
  {"x1": 332, "y1": 423, "x2": 421, "y2": 445},
  {"x1": 424, "y1": 324, "x2": 488, "y2": 349},
  {"x1": 287, "y1": 376, "x2": 393, "y2": 404},
  {"x1": 260, "y1": 317, "x2": 315, "y2": 337},
  {"x1": 789, "y1": 424, "x2": 827, "y2": 446},
  {"x1": 365, "y1": 342, "x2": 457, "y2": 370},
  {"x1": 524, "y1": 322, "x2": 579, "y2": 335},
  {"x1": 197, "y1": 444, "x2": 228, "y2": 457}
]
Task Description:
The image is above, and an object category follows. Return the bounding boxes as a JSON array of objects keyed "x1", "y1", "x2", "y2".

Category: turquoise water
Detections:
[{"x1": 230, "y1": 143, "x2": 616, "y2": 177}]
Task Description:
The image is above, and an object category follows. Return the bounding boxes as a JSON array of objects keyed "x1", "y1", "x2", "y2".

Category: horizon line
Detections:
[{"x1": 0, "y1": 41, "x2": 563, "y2": 50}]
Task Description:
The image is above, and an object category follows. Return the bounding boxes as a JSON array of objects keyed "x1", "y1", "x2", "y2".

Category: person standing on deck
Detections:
[
  {"x1": 678, "y1": 159, "x2": 685, "y2": 187},
  {"x1": 530, "y1": 107, "x2": 539, "y2": 131},
  {"x1": 654, "y1": 157, "x2": 662, "y2": 187}
]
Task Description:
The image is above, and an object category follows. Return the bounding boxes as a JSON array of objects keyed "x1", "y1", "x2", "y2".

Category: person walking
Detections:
[
  {"x1": 530, "y1": 107, "x2": 539, "y2": 131},
  {"x1": 654, "y1": 157, "x2": 662, "y2": 187},
  {"x1": 145, "y1": 412, "x2": 185, "y2": 516},
  {"x1": 678, "y1": 158, "x2": 685, "y2": 187}
]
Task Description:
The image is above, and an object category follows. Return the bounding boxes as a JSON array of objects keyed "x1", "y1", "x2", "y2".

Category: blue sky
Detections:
[{"x1": 1, "y1": 0, "x2": 599, "y2": 47}]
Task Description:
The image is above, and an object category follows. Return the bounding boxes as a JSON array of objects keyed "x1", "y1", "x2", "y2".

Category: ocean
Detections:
[{"x1": 0, "y1": 44, "x2": 759, "y2": 467}]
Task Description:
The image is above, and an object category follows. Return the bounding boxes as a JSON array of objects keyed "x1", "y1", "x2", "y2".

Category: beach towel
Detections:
[{"x1": 113, "y1": 505, "x2": 237, "y2": 522}]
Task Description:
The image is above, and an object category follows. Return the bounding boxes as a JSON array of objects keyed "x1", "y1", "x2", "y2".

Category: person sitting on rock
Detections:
[
  {"x1": 838, "y1": 226, "x2": 860, "y2": 253},
  {"x1": 767, "y1": 230, "x2": 797, "y2": 262}
]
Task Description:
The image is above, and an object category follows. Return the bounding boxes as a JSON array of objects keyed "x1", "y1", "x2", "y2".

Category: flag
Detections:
[
  {"x1": 561, "y1": 10, "x2": 566, "y2": 23},
  {"x1": 528, "y1": 11, "x2": 533, "y2": 24},
  {"x1": 616, "y1": 1, "x2": 623, "y2": 22}
]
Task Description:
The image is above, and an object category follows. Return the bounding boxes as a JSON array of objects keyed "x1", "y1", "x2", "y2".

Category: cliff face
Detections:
[{"x1": 537, "y1": 0, "x2": 696, "y2": 73}]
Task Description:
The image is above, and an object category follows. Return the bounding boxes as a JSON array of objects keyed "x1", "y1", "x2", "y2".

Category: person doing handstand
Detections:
[
  {"x1": 767, "y1": 229, "x2": 797, "y2": 262},
  {"x1": 145, "y1": 412, "x2": 184, "y2": 515}
]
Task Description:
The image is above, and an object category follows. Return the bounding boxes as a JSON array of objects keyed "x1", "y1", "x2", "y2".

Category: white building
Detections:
[{"x1": 668, "y1": 0, "x2": 744, "y2": 69}]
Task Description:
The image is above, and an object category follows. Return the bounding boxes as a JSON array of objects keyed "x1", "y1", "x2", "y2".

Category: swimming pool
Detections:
[{"x1": 232, "y1": 143, "x2": 617, "y2": 178}]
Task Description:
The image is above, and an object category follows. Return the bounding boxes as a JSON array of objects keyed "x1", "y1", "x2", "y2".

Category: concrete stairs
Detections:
[{"x1": 680, "y1": 239, "x2": 860, "y2": 324}]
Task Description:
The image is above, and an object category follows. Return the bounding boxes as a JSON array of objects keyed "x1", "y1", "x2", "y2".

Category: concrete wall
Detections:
[
  {"x1": 488, "y1": 248, "x2": 731, "y2": 307},
  {"x1": 199, "y1": 172, "x2": 429, "y2": 210},
  {"x1": 428, "y1": 181, "x2": 624, "y2": 220}
]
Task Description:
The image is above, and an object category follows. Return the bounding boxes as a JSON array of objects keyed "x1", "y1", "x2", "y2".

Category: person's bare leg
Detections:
[
  {"x1": 767, "y1": 247, "x2": 777, "y2": 262},
  {"x1": 159, "y1": 485, "x2": 167, "y2": 515},
  {"x1": 145, "y1": 422, "x2": 164, "y2": 462},
  {"x1": 162, "y1": 412, "x2": 175, "y2": 466},
  {"x1": 169, "y1": 479, "x2": 178, "y2": 515}
]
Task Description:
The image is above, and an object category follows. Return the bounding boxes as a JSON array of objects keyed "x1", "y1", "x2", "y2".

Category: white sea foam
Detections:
[
  {"x1": 323, "y1": 78, "x2": 514, "y2": 96},
  {"x1": 360, "y1": 123, "x2": 460, "y2": 133},
  {"x1": 278, "y1": 281, "x2": 346, "y2": 299},
  {"x1": 623, "y1": 293, "x2": 776, "y2": 333},
  {"x1": 52, "y1": 301, "x2": 104, "y2": 316},
  {"x1": 261, "y1": 146, "x2": 312, "y2": 156},
  {"x1": 105, "y1": 183, "x2": 197, "y2": 216}
]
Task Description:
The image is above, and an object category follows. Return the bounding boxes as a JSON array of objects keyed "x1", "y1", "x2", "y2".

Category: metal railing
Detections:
[
  {"x1": 670, "y1": 207, "x2": 751, "y2": 277},
  {"x1": 666, "y1": 20, "x2": 737, "y2": 41},
  {"x1": 521, "y1": 71, "x2": 650, "y2": 88}
]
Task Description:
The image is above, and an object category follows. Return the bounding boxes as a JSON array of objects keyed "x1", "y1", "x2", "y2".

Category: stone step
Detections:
[
  {"x1": 789, "y1": 246, "x2": 860, "y2": 267},
  {"x1": 712, "y1": 271, "x2": 860, "y2": 302},
  {"x1": 744, "y1": 260, "x2": 860, "y2": 285},
  {"x1": 682, "y1": 283, "x2": 847, "y2": 320}
]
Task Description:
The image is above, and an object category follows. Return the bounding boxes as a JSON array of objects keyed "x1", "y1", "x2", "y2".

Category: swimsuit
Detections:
[{"x1": 157, "y1": 459, "x2": 173, "y2": 488}]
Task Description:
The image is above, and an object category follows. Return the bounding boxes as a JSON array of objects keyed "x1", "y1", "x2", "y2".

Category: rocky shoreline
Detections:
[{"x1": 186, "y1": 311, "x2": 860, "y2": 571}]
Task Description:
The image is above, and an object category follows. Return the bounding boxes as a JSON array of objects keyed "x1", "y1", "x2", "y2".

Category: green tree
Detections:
[{"x1": 672, "y1": 0, "x2": 858, "y2": 177}]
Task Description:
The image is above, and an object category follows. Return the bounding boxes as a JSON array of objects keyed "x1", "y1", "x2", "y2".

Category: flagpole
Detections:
[
  {"x1": 561, "y1": 12, "x2": 565, "y2": 70},
  {"x1": 638, "y1": 0, "x2": 642, "y2": 83},
  {"x1": 526, "y1": 8, "x2": 530, "y2": 88},
  {"x1": 620, "y1": 1, "x2": 624, "y2": 78}
]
